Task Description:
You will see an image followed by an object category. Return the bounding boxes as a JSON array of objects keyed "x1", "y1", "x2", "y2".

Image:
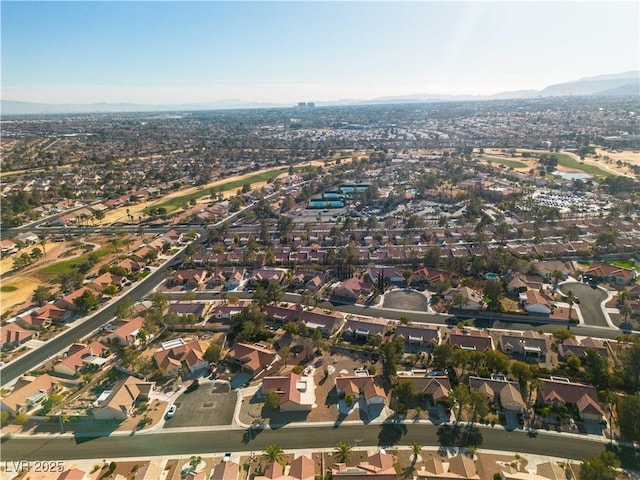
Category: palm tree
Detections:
[
  {"x1": 410, "y1": 443, "x2": 422, "y2": 465},
  {"x1": 565, "y1": 289, "x2": 576, "y2": 322},
  {"x1": 551, "y1": 269, "x2": 563, "y2": 292},
  {"x1": 334, "y1": 441, "x2": 353, "y2": 464},
  {"x1": 263, "y1": 444, "x2": 284, "y2": 463}
]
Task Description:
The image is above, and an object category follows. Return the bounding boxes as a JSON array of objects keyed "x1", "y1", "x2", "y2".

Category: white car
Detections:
[{"x1": 166, "y1": 405, "x2": 177, "y2": 418}]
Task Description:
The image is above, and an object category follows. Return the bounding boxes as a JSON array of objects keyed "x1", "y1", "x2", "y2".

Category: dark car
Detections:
[{"x1": 185, "y1": 379, "x2": 200, "y2": 393}]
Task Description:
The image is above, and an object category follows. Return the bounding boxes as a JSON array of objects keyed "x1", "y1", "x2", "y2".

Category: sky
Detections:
[{"x1": 1, "y1": 1, "x2": 639, "y2": 105}]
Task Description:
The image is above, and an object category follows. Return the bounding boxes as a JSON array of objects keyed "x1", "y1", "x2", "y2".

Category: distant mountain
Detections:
[
  {"x1": 2, "y1": 71, "x2": 638, "y2": 115},
  {"x1": 0, "y1": 99, "x2": 285, "y2": 115},
  {"x1": 539, "y1": 71, "x2": 639, "y2": 96}
]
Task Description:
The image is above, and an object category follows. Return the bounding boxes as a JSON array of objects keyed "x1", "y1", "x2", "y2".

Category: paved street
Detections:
[
  {"x1": 559, "y1": 282, "x2": 609, "y2": 327},
  {"x1": 0, "y1": 423, "x2": 611, "y2": 462},
  {"x1": 164, "y1": 380, "x2": 236, "y2": 428}
]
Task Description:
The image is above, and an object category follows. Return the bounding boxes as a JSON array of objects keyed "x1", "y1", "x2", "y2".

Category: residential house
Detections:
[
  {"x1": 535, "y1": 261, "x2": 570, "y2": 282},
  {"x1": 161, "y1": 229, "x2": 183, "y2": 244},
  {"x1": 1, "y1": 239, "x2": 19, "y2": 255},
  {"x1": 342, "y1": 317, "x2": 388, "y2": 341},
  {"x1": 506, "y1": 274, "x2": 545, "y2": 294},
  {"x1": 557, "y1": 337, "x2": 608, "y2": 359},
  {"x1": 89, "y1": 272, "x2": 126, "y2": 292},
  {"x1": 583, "y1": 262, "x2": 636, "y2": 285},
  {"x1": 209, "y1": 301, "x2": 251, "y2": 321},
  {"x1": 1, "y1": 322, "x2": 34, "y2": 349},
  {"x1": 445, "y1": 287, "x2": 484, "y2": 311},
  {"x1": 447, "y1": 329, "x2": 493, "y2": 351},
  {"x1": 20, "y1": 303, "x2": 70, "y2": 329},
  {"x1": 299, "y1": 308, "x2": 343, "y2": 338},
  {"x1": 167, "y1": 269, "x2": 208, "y2": 289},
  {"x1": 92, "y1": 375, "x2": 153, "y2": 421},
  {"x1": 332, "y1": 452, "x2": 396, "y2": 480},
  {"x1": 331, "y1": 277, "x2": 371, "y2": 303},
  {"x1": 56, "y1": 468, "x2": 88, "y2": 480},
  {"x1": 209, "y1": 267, "x2": 246, "y2": 290},
  {"x1": 499, "y1": 330, "x2": 548, "y2": 360},
  {"x1": 15, "y1": 232, "x2": 39, "y2": 245},
  {"x1": 226, "y1": 342, "x2": 278, "y2": 376},
  {"x1": 53, "y1": 342, "x2": 109, "y2": 376},
  {"x1": 1, "y1": 374, "x2": 60, "y2": 416},
  {"x1": 115, "y1": 258, "x2": 144, "y2": 274},
  {"x1": 255, "y1": 456, "x2": 315, "y2": 480},
  {"x1": 412, "y1": 267, "x2": 459, "y2": 287},
  {"x1": 394, "y1": 323, "x2": 440, "y2": 351},
  {"x1": 290, "y1": 270, "x2": 327, "y2": 291},
  {"x1": 469, "y1": 376, "x2": 526, "y2": 413},
  {"x1": 397, "y1": 373, "x2": 451, "y2": 406},
  {"x1": 261, "y1": 372, "x2": 316, "y2": 412},
  {"x1": 335, "y1": 375, "x2": 386, "y2": 406},
  {"x1": 168, "y1": 302, "x2": 208, "y2": 321},
  {"x1": 539, "y1": 377, "x2": 605, "y2": 422},
  {"x1": 250, "y1": 269, "x2": 286, "y2": 285},
  {"x1": 536, "y1": 461, "x2": 568, "y2": 480},
  {"x1": 55, "y1": 286, "x2": 100, "y2": 312},
  {"x1": 153, "y1": 338, "x2": 208, "y2": 376},
  {"x1": 107, "y1": 316, "x2": 145, "y2": 346},
  {"x1": 417, "y1": 453, "x2": 479, "y2": 480},
  {"x1": 521, "y1": 290, "x2": 552, "y2": 315},
  {"x1": 366, "y1": 266, "x2": 404, "y2": 286},
  {"x1": 212, "y1": 461, "x2": 240, "y2": 480}
]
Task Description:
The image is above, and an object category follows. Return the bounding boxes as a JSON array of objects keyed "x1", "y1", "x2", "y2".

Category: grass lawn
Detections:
[
  {"x1": 146, "y1": 167, "x2": 289, "y2": 214},
  {"x1": 522, "y1": 151, "x2": 610, "y2": 177},
  {"x1": 0, "y1": 285, "x2": 18, "y2": 292},
  {"x1": 38, "y1": 242, "x2": 123, "y2": 275},
  {"x1": 483, "y1": 156, "x2": 528, "y2": 169},
  {"x1": 608, "y1": 259, "x2": 640, "y2": 272}
]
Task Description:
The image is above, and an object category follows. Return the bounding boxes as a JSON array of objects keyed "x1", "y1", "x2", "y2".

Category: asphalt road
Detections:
[
  {"x1": 559, "y1": 282, "x2": 609, "y2": 327},
  {"x1": 165, "y1": 381, "x2": 236, "y2": 428},
  {"x1": 0, "y1": 261, "x2": 177, "y2": 387},
  {"x1": 0, "y1": 423, "x2": 609, "y2": 462}
]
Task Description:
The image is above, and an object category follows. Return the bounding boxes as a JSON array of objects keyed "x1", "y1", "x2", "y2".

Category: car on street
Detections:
[
  {"x1": 185, "y1": 379, "x2": 200, "y2": 393},
  {"x1": 166, "y1": 405, "x2": 177, "y2": 418}
]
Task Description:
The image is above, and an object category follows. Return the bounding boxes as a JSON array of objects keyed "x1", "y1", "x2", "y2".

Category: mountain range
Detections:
[{"x1": 2, "y1": 71, "x2": 638, "y2": 115}]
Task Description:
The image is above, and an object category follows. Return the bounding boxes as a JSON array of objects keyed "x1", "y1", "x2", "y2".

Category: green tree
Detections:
[
  {"x1": 334, "y1": 441, "x2": 353, "y2": 464},
  {"x1": 510, "y1": 361, "x2": 532, "y2": 386},
  {"x1": 264, "y1": 390, "x2": 280, "y2": 410},
  {"x1": 74, "y1": 290, "x2": 99, "y2": 313},
  {"x1": 279, "y1": 346, "x2": 292, "y2": 367},
  {"x1": 189, "y1": 456, "x2": 202, "y2": 468},
  {"x1": 32, "y1": 285, "x2": 52, "y2": 306},
  {"x1": 103, "y1": 284, "x2": 119, "y2": 296},
  {"x1": 395, "y1": 379, "x2": 417, "y2": 407},
  {"x1": 204, "y1": 343, "x2": 222, "y2": 363},
  {"x1": 579, "y1": 450, "x2": 619, "y2": 480},
  {"x1": 410, "y1": 443, "x2": 422, "y2": 465},
  {"x1": 449, "y1": 384, "x2": 470, "y2": 424},
  {"x1": 617, "y1": 395, "x2": 640, "y2": 441},
  {"x1": 263, "y1": 444, "x2": 285, "y2": 463}
]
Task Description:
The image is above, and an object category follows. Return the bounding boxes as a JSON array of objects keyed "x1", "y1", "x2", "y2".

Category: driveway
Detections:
[
  {"x1": 164, "y1": 380, "x2": 236, "y2": 428},
  {"x1": 559, "y1": 282, "x2": 609, "y2": 327}
]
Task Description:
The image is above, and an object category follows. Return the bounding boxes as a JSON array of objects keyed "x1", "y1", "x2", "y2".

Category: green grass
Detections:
[
  {"x1": 39, "y1": 243, "x2": 121, "y2": 275},
  {"x1": 146, "y1": 168, "x2": 289, "y2": 214},
  {"x1": 0, "y1": 285, "x2": 18, "y2": 292},
  {"x1": 608, "y1": 259, "x2": 639, "y2": 271},
  {"x1": 522, "y1": 151, "x2": 611, "y2": 177},
  {"x1": 483, "y1": 157, "x2": 528, "y2": 169}
]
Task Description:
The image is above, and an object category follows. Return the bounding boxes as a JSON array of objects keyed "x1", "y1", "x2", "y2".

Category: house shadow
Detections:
[
  {"x1": 361, "y1": 402, "x2": 386, "y2": 425},
  {"x1": 261, "y1": 407, "x2": 310, "y2": 429},
  {"x1": 333, "y1": 411, "x2": 348, "y2": 429}
]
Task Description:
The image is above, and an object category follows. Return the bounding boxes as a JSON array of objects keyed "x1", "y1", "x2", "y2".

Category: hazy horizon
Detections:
[{"x1": 2, "y1": 1, "x2": 639, "y2": 105}]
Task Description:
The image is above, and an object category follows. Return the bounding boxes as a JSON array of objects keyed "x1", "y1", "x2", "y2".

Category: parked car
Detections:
[
  {"x1": 185, "y1": 379, "x2": 200, "y2": 393},
  {"x1": 166, "y1": 405, "x2": 177, "y2": 418}
]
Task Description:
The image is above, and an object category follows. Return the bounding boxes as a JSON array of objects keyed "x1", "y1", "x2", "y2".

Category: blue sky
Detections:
[{"x1": 2, "y1": 1, "x2": 639, "y2": 104}]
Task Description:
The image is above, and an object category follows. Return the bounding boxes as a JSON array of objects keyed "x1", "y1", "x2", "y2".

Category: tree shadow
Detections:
[
  {"x1": 377, "y1": 422, "x2": 407, "y2": 446},
  {"x1": 436, "y1": 424, "x2": 483, "y2": 448}
]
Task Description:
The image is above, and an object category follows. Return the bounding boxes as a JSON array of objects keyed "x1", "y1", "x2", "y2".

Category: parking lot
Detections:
[{"x1": 163, "y1": 380, "x2": 237, "y2": 428}]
